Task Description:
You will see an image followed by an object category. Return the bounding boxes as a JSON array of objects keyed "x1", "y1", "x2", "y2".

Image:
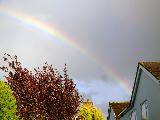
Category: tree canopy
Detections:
[
  {"x1": 77, "y1": 100, "x2": 104, "y2": 120},
  {"x1": 78, "y1": 104, "x2": 92, "y2": 120},
  {"x1": 0, "y1": 80, "x2": 18, "y2": 120},
  {"x1": 92, "y1": 107, "x2": 104, "y2": 120},
  {"x1": 0, "y1": 53, "x2": 82, "y2": 120}
]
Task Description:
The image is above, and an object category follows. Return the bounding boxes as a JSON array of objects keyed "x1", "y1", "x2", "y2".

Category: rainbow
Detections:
[{"x1": 0, "y1": 5, "x2": 131, "y2": 95}]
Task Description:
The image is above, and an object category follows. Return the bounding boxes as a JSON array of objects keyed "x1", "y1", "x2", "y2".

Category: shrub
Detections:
[{"x1": 0, "y1": 80, "x2": 18, "y2": 120}]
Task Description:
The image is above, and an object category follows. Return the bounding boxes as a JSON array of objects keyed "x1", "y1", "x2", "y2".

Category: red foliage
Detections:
[{"x1": 0, "y1": 54, "x2": 82, "y2": 120}]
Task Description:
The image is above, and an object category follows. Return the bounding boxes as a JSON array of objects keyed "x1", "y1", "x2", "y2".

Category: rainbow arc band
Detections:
[{"x1": 0, "y1": 5, "x2": 131, "y2": 95}]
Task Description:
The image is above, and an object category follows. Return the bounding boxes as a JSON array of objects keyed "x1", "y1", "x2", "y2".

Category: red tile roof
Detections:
[
  {"x1": 109, "y1": 102, "x2": 129, "y2": 119},
  {"x1": 139, "y1": 62, "x2": 160, "y2": 80}
]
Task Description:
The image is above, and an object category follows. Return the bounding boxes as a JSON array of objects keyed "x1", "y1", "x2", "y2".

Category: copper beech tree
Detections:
[{"x1": 0, "y1": 54, "x2": 82, "y2": 120}]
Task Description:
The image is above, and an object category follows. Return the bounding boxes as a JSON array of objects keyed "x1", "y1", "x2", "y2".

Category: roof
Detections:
[
  {"x1": 139, "y1": 62, "x2": 160, "y2": 80},
  {"x1": 109, "y1": 102, "x2": 129, "y2": 119},
  {"x1": 83, "y1": 99, "x2": 94, "y2": 109},
  {"x1": 118, "y1": 62, "x2": 160, "y2": 118}
]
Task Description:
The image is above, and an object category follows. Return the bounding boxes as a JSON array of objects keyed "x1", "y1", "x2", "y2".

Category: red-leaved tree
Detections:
[{"x1": 0, "y1": 53, "x2": 82, "y2": 120}]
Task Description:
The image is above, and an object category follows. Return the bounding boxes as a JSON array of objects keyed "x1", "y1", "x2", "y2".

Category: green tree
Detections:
[
  {"x1": 78, "y1": 104, "x2": 104, "y2": 120},
  {"x1": 0, "y1": 80, "x2": 18, "y2": 120},
  {"x1": 78, "y1": 104, "x2": 92, "y2": 120},
  {"x1": 92, "y1": 107, "x2": 104, "y2": 120}
]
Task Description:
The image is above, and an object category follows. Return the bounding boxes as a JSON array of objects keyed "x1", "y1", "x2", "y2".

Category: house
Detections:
[
  {"x1": 83, "y1": 99, "x2": 94, "y2": 109},
  {"x1": 107, "y1": 62, "x2": 160, "y2": 120},
  {"x1": 107, "y1": 102, "x2": 129, "y2": 120}
]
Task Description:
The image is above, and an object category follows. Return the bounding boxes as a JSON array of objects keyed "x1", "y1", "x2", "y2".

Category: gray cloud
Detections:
[{"x1": 0, "y1": 0, "x2": 160, "y2": 115}]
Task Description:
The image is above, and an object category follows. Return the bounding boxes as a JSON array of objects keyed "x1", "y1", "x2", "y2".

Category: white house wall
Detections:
[
  {"x1": 120, "y1": 69, "x2": 160, "y2": 120},
  {"x1": 108, "y1": 108, "x2": 116, "y2": 120}
]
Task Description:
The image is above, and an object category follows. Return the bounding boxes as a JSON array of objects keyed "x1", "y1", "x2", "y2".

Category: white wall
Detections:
[
  {"x1": 108, "y1": 108, "x2": 116, "y2": 120},
  {"x1": 120, "y1": 69, "x2": 160, "y2": 120}
]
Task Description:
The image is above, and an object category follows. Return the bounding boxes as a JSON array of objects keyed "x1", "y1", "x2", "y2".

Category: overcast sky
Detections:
[{"x1": 0, "y1": 0, "x2": 160, "y2": 117}]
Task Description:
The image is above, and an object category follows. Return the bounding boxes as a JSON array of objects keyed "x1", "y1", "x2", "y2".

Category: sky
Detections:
[{"x1": 0, "y1": 0, "x2": 160, "y2": 117}]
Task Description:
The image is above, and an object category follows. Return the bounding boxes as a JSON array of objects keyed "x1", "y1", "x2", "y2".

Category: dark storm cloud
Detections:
[{"x1": 1, "y1": 0, "x2": 160, "y2": 82}]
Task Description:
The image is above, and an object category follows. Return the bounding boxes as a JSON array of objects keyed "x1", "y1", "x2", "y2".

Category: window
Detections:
[
  {"x1": 130, "y1": 110, "x2": 137, "y2": 120},
  {"x1": 141, "y1": 101, "x2": 148, "y2": 120}
]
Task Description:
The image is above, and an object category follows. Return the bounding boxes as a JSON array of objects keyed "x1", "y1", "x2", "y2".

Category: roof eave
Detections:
[{"x1": 118, "y1": 63, "x2": 142, "y2": 118}]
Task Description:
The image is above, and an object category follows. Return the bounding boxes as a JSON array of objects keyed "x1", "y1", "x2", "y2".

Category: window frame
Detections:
[
  {"x1": 130, "y1": 109, "x2": 137, "y2": 120},
  {"x1": 140, "y1": 100, "x2": 149, "y2": 120}
]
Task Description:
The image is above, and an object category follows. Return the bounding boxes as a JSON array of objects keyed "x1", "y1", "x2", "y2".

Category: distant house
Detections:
[
  {"x1": 107, "y1": 102, "x2": 129, "y2": 120},
  {"x1": 83, "y1": 99, "x2": 94, "y2": 109},
  {"x1": 107, "y1": 62, "x2": 160, "y2": 120}
]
